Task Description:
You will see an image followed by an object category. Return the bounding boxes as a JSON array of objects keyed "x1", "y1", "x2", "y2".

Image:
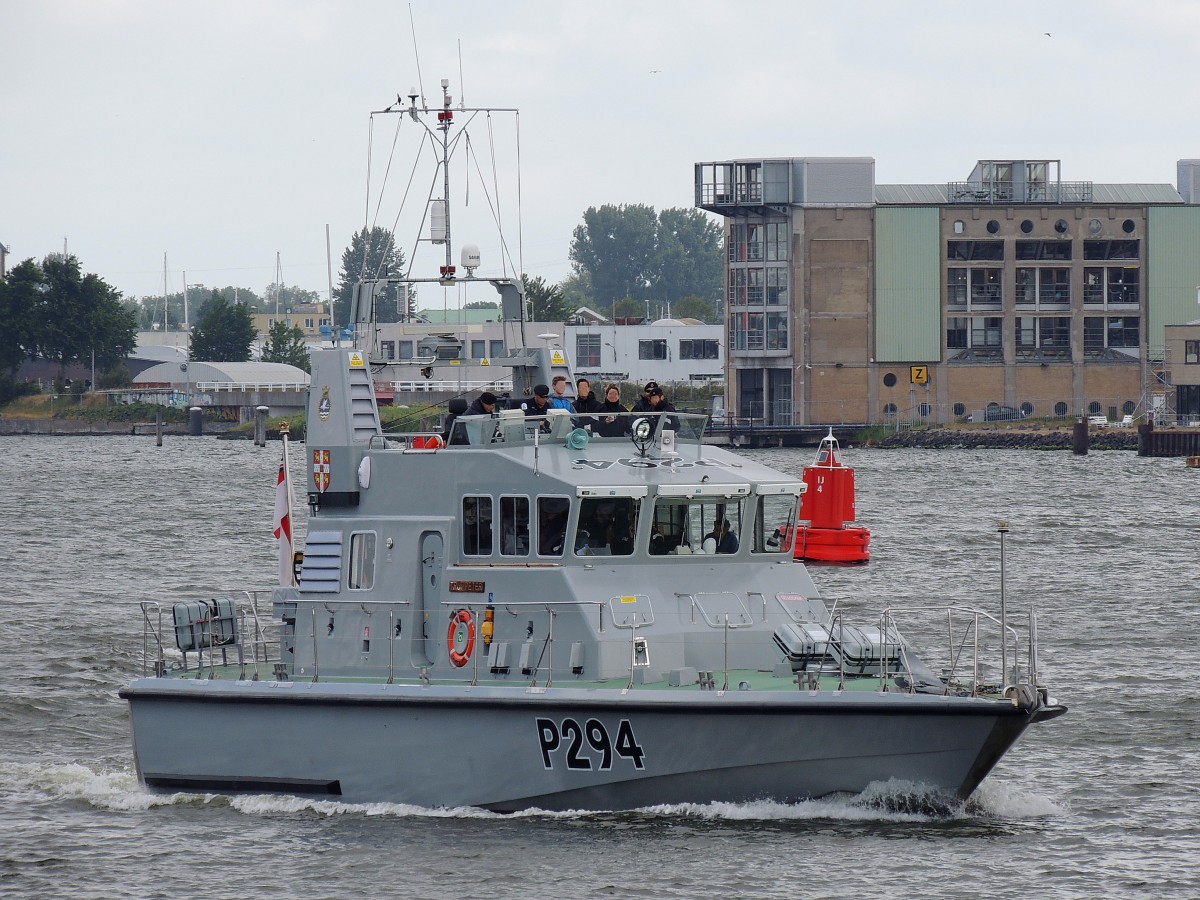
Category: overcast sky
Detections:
[{"x1": 4, "y1": 0, "x2": 1199, "y2": 307}]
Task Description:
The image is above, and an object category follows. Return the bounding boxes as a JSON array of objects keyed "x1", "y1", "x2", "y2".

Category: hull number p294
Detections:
[{"x1": 536, "y1": 717, "x2": 646, "y2": 771}]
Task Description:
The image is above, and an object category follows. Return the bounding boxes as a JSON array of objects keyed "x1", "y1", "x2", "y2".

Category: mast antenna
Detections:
[{"x1": 408, "y1": 3, "x2": 426, "y2": 107}]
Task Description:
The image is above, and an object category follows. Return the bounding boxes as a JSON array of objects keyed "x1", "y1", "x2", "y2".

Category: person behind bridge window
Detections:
[{"x1": 707, "y1": 517, "x2": 738, "y2": 554}]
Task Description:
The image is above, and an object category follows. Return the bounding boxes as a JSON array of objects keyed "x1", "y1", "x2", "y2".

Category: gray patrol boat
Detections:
[{"x1": 120, "y1": 82, "x2": 1065, "y2": 812}]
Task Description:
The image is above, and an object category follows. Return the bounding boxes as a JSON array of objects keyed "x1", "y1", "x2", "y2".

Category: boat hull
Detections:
[{"x1": 120, "y1": 678, "x2": 1041, "y2": 811}]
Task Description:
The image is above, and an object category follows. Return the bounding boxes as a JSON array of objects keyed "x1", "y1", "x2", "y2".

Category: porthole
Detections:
[
  {"x1": 1088, "y1": 400, "x2": 1102, "y2": 415},
  {"x1": 953, "y1": 402, "x2": 966, "y2": 417},
  {"x1": 986, "y1": 220, "x2": 1001, "y2": 234},
  {"x1": 1054, "y1": 401, "x2": 1068, "y2": 417},
  {"x1": 883, "y1": 372, "x2": 897, "y2": 387},
  {"x1": 1088, "y1": 218, "x2": 1104, "y2": 235},
  {"x1": 1020, "y1": 220, "x2": 1034, "y2": 234},
  {"x1": 883, "y1": 402, "x2": 897, "y2": 416},
  {"x1": 1020, "y1": 401, "x2": 1034, "y2": 418},
  {"x1": 1122, "y1": 400, "x2": 1137, "y2": 415},
  {"x1": 1054, "y1": 219, "x2": 1069, "y2": 234},
  {"x1": 1122, "y1": 219, "x2": 1136, "y2": 234},
  {"x1": 918, "y1": 402, "x2": 932, "y2": 417}
]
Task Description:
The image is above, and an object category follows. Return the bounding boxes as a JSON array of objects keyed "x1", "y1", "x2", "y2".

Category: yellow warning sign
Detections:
[
  {"x1": 480, "y1": 358, "x2": 490, "y2": 366},
  {"x1": 348, "y1": 352, "x2": 365, "y2": 368},
  {"x1": 620, "y1": 596, "x2": 637, "y2": 604},
  {"x1": 551, "y1": 350, "x2": 566, "y2": 365},
  {"x1": 910, "y1": 365, "x2": 928, "y2": 385}
]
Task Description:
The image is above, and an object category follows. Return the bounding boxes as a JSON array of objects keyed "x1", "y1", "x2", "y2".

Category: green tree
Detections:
[
  {"x1": 463, "y1": 300, "x2": 499, "y2": 310},
  {"x1": 189, "y1": 290, "x2": 256, "y2": 361},
  {"x1": 0, "y1": 258, "x2": 42, "y2": 401},
  {"x1": 334, "y1": 226, "x2": 409, "y2": 327},
  {"x1": 669, "y1": 295, "x2": 719, "y2": 324},
  {"x1": 264, "y1": 283, "x2": 323, "y2": 314},
  {"x1": 523, "y1": 274, "x2": 573, "y2": 322},
  {"x1": 568, "y1": 205, "x2": 724, "y2": 312},
  {"x1": 38, "y1": 254, "x2": 137, "y2": 381},
  {"x1": 261, "y1": 320, "x2": 311, "y2": 372}
]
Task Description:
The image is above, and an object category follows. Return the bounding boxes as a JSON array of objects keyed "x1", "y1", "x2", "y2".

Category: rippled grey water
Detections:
[{"x1": 2, "y1": 436, "x2": 1197, "y2": 898}]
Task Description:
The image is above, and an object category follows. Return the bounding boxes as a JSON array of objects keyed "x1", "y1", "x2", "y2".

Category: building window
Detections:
[
  {"x1": 766, "y1": 267, "x2": 788, "y2": 305},
  {"x1": 947, "y1": 240, "x2": 1004, "y2": 261},
  {"x1": 499, "y1": 495, "x2": 529, "y2": 557},
  {"x1": 1084, "y1": 240, "x2": 1140, "y2": 260},
  {"x1": 1039, "y1": 269, "x2": 1070, "y2": 304},
  {"x1": 947, "y1": 269, "x2": 968, "y2": 306},
  {"x1": 970, "y1": 269, "x2": 1002, "y2": 306},
  {"x1": 471, "y1": 339, "x2": 486, "y2": 359},
  {"x1": 1055, "y1": 401, "x2": 1069, "y2": 417},
  {"x1": 380, "y1": 340, "x2": 396, "y2": 360},
  {"x1": 953, "y1": 402, "x2": 966, "y2": 416},
  {"x1": 638, "y1": 339, "x2": 667, "y2": 360},
  {"x1": 1017, "y1": 316, "x2": 1036, "y2": 352},
  {"x1": 747, "y1": 268, "x2": 764, "y2": 304},
  {"x1": 1039, "y1": 317, "x2": 1071, "y2": 354},
  {"x1": 970, "y1": 316, "x2": 1002, "y2": 350},
  {"x1": 729, "y1": 269, "x2": 747, "y2": 306},
  {"x1": 946, "y1": 316, "x2": 968, "y2": 349},
  {"x1": 576, "y1": 334, "x2": 601, "y2": 367},
  {"x1": 347, "y1": 532, "x2": 376, "y2": 590},
  {"x1": 1015, "y1": 269, "x2": 1036, "y2": 306},
  {"x1": 1187, "y1": 340, "x2": 1200, "y2": 364},
  {"x1": 1016, "y1": 240, "x2": 1072, "y2": 260},
  {"x1": 1107, "y1": 317, "x2": 1139, "y2": 348},
  {"x1": 490, "y1": 340, "x2": 505, "y2": 357},
  {"x1": 679, "y1": 339, "x2": 719, "y2": 360},
  {"x1": 463, "y1": 496, "x2": 493, "y2": 556},
  {"x1": 305, "y1": 318, "x2": 314, "y2": 328},
  {"x1": 1084, "y1": 268, "x2": 1105, "y2": 304},
  {"x1": 1107, "y1": 268, "x2": 1139, "y2": 304},
  {"x1": 883, "y1": 402, "x2": 898, "y2": 416},
  {"x1": 398, "y1": 341, "x2": 414, "y2": 360},
  {"x1": 766, "y1": 313, "x2": 788, "y2": 350},
  {"x1": 765, "y1": 222, "x2": 789, "y2": 261}
]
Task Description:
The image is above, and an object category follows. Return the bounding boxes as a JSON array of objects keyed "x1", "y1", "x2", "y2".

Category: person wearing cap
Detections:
[
  {"x1": 646, "y1": 386, "x2": 679, "y2": 432},
  {"x1": 465, "y1": 391, "x2": 498, "y2": 417},
  {"x1": 521, "y1": 383, "x2": 552, "y2": 417},
  {"x1": 632, "y1": 381, "x2": 659, "y2": 414}
]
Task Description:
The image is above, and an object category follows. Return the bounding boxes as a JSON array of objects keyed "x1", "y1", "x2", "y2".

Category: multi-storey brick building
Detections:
[{"x1": 696, "y1": 157, "x2": 1200, "y2": 425}]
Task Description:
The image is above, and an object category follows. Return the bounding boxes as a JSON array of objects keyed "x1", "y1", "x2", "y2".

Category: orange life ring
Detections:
[{"x1": 447, "y1": 609, "x2": 476, "y2": 667}]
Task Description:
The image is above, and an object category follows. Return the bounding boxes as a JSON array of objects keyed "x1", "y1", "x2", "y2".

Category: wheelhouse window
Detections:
[
  {"x1": 646, "y1": 497, "x2": 744, "y2": 556},
  {"x1": 380, "y1": 340, "x2": 396, "y2": 360},
  {"x1": 500, "y1": 495, "x2": 530, "y2": 557},
  {"x1": 348, "y1": 532, "x2": 377, "y2": 590},
  {"x1": 538, "y1": 496, "x2": 571, "y2": 557},
  {"x1": 463, "y1": 496, "x2": 493, "y2": 556},
  {"x1": 573, "y1": 497, "x2": 640, "y2": 557},
  {"x1": 751, "y1": 493, "x2": 798, "y2": 555},
  {"x1": 397, "y1": 341, "x2": 414, "y2": 360}
]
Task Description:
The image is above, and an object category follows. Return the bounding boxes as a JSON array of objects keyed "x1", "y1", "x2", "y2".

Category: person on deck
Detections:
[
  {"x1": 573, "y1": 377, "x2": 602, "y2": 430},
  {"x1": 596, "y1": 383, "x2": 628, "y2": 437},
  {"x1": 631, "y1": 381, "x2": 659, "y2": 414},
  {"x1": 465, "y1": 391, "x2": 498, "y2": 417},
  {"x1": 549, "y1": 375, "x2": 574, "y2": 411}
]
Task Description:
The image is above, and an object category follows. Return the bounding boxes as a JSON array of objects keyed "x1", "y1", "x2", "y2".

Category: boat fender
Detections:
[{"x1": 448, "y1": 609, "x2": 476, "y2": 667}]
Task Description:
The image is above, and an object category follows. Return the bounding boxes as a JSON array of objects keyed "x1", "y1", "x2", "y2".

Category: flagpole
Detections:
[{"x1": 280, "y1": 421, "x2": 296, "y2": 586}]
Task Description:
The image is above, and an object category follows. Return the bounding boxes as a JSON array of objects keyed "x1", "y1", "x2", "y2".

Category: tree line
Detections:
[{"x1": 0, "y1": 205, "x2": 723, "y2": 402}]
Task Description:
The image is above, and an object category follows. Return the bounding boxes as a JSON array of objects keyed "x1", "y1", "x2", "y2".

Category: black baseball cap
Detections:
[
  {"x1": 533, "y1": 384, "x2": 550, "y2": 397},
  {"x1": 643, "y1": 381, "x2": 659, "y2": 393},
  {"x1": 479, "y1": 392, "x2": 497, "y2": 406}
]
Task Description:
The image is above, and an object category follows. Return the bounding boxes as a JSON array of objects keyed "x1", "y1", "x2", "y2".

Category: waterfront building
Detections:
[{"x1": 695, "y1": 157, "x2": 1200, "y2": 425}]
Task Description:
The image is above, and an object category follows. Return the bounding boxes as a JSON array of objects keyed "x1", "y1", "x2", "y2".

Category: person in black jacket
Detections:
[
  {"x1": 465, "y1": 391, "x2": 498, "y2": 417},
  {"x1": 572, "y1": 377, "x2": 602, "y2": 431},
  {"x1": 645, "y1": 387, "x2": 679, "y2": 432},
  {"x1": 631, "y1": 381, "x2": 658, "y2": 414},
  {"x1": 596, "y1": 383, "x2": 628, "y2": 437}
]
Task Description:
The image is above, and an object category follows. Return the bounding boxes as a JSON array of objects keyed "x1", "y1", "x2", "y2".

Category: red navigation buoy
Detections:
[{"x1": 790, "y1": 429, "x2": 870, "y2": 564}]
